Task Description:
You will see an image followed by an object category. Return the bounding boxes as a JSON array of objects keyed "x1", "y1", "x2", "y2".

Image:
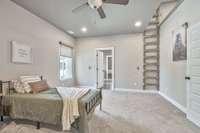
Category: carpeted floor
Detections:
[{"x1": 0, "y1": 90, "x2": 200, "y2": 133}]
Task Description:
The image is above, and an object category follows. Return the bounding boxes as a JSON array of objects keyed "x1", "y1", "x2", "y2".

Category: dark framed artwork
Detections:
[{"x1": 172, "y1": 23, "x2": 188, "y2": 61}]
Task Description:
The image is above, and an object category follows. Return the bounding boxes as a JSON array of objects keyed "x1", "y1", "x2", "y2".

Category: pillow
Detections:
[
  {"x1": 29, "y1": 80, "x2": 49, "y2": 93},
  {"x1": 12, "y1": 80, "x2": 25, "y2": 94},
  {"x1": 20, "y1": 75, "x2": 41, "y2": 93}
]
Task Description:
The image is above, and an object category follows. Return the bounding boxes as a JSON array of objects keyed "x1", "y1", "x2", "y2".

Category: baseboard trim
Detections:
[
  {"x1": 187, "y1": 114, "x2": 200, "y2": 128},
  {"x1": 114, "y1": 88, "x2": 158, "y2": 94},
  {"x1": 159, "y1": 92, "x2": 187, "y2": 114}
]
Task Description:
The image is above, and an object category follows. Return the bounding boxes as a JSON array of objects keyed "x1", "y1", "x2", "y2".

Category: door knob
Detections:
[{"x1": 185, "y1": 76, "x2": 191, "y2": 80}]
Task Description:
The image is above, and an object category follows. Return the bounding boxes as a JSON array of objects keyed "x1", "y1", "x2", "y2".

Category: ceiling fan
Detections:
[{"x1": 72, "y1": 0, "x2": 129, "y2": 19}]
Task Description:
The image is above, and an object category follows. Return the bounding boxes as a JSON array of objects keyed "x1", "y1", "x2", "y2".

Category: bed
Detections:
[{"x1": 0, "y1": 81, "x2": 102, "y2": 133}]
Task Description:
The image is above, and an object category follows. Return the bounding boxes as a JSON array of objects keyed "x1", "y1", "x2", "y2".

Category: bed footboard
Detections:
[{"x1": 85, "y1": 88, "x2": 102, "y2": 114}]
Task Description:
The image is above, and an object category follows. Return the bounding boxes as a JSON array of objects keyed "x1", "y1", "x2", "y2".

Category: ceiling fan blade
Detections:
[
  {"x1": 103, "y1": 0, "x2": 129, "y2": 5},
  {"x1": 72, "y1": 3, "x2": 89, "y2": 13},
  {"x1": 97, "y1": 7, "x2": 106, "y2": 19}
]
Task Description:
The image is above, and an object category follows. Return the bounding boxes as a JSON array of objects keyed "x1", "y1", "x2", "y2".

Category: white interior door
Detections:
[
  {"x1": 97, "y1": 51, "x2": 104, "y2": 89},
  {"x1": 187, "y1": 22, "x2": 200, "y2": 127}
]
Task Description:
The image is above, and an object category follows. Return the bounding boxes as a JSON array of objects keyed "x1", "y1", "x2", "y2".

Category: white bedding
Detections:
[{"x1": 56, "y1": 87, "x2": 89, "y2": 130}]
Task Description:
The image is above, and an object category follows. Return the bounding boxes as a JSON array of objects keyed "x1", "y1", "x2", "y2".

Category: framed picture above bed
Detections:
[{"x1": 11, "y1": 41, "x2": 32, "y2": 64}]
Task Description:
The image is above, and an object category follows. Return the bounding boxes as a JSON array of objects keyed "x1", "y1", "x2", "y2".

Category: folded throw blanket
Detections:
[{"x1": 56, "y1": 87, "x2": 89, "y2": 130}]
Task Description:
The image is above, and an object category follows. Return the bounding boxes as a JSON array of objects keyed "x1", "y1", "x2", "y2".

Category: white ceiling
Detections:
[{"x1": 11, "y1": 0, "x2": 165, "y2": 38}]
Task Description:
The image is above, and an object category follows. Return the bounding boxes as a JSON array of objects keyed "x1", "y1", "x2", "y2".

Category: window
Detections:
[{"x1": 59, "y1": 44, "x2": 73, "y2": 80}]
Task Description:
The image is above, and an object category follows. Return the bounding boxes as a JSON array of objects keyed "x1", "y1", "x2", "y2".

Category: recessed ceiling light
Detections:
[
  {"x1": 135, "y1": 21, "x2": 142, "y2": 27},
  {"x1": 68, "y1": 30, "x2": 74, "y2": 34},
  {"x1": 81, "y1": 27, "x2": 87, "y2": 32}
]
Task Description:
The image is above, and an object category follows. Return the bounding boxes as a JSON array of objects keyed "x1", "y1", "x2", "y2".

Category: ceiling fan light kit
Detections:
[{"x1": 88, "y1": 0, "x2": 103, "y2": 9}]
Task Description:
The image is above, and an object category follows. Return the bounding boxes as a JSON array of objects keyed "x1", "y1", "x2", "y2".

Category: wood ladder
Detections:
[{"x1": 143, "y1": 12, "x2": 160, "y2": 91}]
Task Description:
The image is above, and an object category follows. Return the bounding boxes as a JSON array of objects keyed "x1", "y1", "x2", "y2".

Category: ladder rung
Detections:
[
  {"x1": 153, "y1": 14, "x2": 159, "y2": 18},
  {"x1": 144, "y1": 34, "x2": 157, "y2": 39},
  {"x1": 144, "y1": 80, "x2": 159, "y2": 84},
  {"x1": 144, "y1": 59, "x2": 158, "y2": 62},
  {"x1": 144, "y1": 66, "x2": 159, "y2": 69},
  {"x1": 144, "y1": 83, "x2": 158, "y2": 86},
  {"x1": 144, "y1": 56, "x2": 158, "y2": 60},
  {"x1": 149, "y1": 21, "x2": 159, "y2": 25},
  {"x1": 144, "y1": 42, "x2": 158, "y2": 46},
  {"x1": 144, "y1": 63, "x2": 158, "y2": 66},
  {"x1": 144, "y1": 77, "x2": 158, "y2": 80},
  {"x1": 144, "y1": 68, "x2": 158, "y2": 71},
  {"x1": 144, "y1": 70, "x2": 159, "y2": 73},
  {"x1": 144, "y1": 28, "x2": 157, "y2": 33},
  {"x1": 144, "y1": 49, "x2": 158, "y2": 53},
  {"x1": 145, "y1": 68, "x2": 159, "y2": 71}
]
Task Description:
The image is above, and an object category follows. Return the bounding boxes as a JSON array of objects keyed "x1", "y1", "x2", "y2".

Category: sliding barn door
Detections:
[
  {"x1": 96, "y1": 51, "x2": 104, "y2": 89},
  {"x1": 187, "y1": 22, "x2": 200, "y2": 127}
]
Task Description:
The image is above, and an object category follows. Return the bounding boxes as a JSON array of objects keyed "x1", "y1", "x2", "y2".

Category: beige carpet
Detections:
[{"x1": 0, "y1": 90, "x2": 200, "y2": 133}]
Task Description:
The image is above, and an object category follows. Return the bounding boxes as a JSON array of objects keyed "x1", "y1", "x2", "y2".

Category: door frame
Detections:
[
  {"x1": 187, "y1": 23, "x2": 191, "y2": 119},
  {"x1": 95, "y1": 47, "x2": 115, "y2": 90}
]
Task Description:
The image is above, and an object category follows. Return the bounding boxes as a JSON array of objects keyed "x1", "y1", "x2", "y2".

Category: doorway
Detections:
[{"x1": 95, "y1": 47, "x2": 114, "y2": 90}]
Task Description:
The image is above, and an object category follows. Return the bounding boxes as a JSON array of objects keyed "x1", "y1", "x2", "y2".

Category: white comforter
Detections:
[{"x1": 56, "y1": 87, "x2": 89, "y2": 131}]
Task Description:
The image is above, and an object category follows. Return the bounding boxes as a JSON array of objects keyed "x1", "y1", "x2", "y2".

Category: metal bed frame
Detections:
[
  {"x1": 0, "y1": 80, "x2": 11, "y2": 122},
  {"x1": 0, "y1": 77, "x2": 102, "y2": 129}
]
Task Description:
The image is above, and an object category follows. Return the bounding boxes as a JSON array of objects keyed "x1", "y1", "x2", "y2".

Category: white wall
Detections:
[
  {"x1": 75, "y1": 34, "x2": 143, "y2": 89},
  {"x1": 0, "y1": 0, "x2": 75, "y2": 87},
  {"x1": 160, "y1": 0, "x2": 200, "y2": 107}
]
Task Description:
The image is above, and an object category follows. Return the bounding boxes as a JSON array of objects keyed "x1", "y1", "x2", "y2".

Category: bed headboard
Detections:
[
  {"x1": 0, "y1": 81, "x2": 12, "y2": 94},
  {"x1": 0, "y1": 76, "x2": 43, "y2": 94}
]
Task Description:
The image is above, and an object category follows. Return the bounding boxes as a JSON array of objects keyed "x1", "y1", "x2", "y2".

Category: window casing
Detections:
[{"x1": 59, "y1": 44, "x2": 73, "y2": 80}]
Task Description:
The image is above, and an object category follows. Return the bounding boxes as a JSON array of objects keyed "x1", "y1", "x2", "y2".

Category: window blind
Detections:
[{"x1": 60, "y1": 44, "x2": 72, "y2": 57}]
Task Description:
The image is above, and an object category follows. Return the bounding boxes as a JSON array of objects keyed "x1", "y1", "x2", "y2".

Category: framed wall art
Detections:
[
  {"x1": 172, "y1": 23, "x2": 188, "y2": 61},
  {"x1": 11, "y1": 41, "x2": 32, "y2": 64}
]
